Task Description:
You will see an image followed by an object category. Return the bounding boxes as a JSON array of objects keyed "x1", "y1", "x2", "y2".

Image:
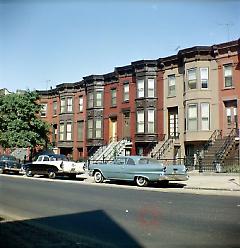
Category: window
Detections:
[
  {"x1": 95, "y1": 119, "x2": 102, "y2": 138},
  {"x1": 78, "y1": 121, "x2": 84, "y2": 141},
  {"x1": 147, "y1": 78, "x2": 155, "y2": 97},
  {"x1": 60, "y1": 98, "x2": 65, "y2": 113},
  {"x1": 137, "y1": 79, "x2": 144, "y2": 98},
  {"x1": 147, "y1": 109, "x2": 155, "y2": 133},
  {"x1": 137, "y1": 110, "x2": 144, "y2": 133},
  {"x1": 66, "y1": 123, "x2": 72, "y2": 141},
  {"x1": 79, "y1": 96, "x2": 83, "y2": 112},
  {"x1": 234, "y1": 107, "x2": 238, "y2": 123},
  {"x1": 226, "y1": 108, "x2": 232, "y2": 125},
  {"x1": 224, "y1": 64, "x2": 233, "y2": 87},
  {"x1": 40, "y1": 103, "x2": 47, "y2": 117},
  {"x1": 168, "y1": 75, "x2": 176, "y2": 96},
  {"x1": 87, "y1": 119, "x2": 93, "y2": 138},
  {"x1": 88, "y1": 92, "x2": 94, "y2": 108},
  {"x1": 201, "y1": 103, "x2": 210, "y2": 130},
  {"x1": 111, "y1": 89, "x2": 117, "y2": 106},
  {"x1": 187, "y1": 68, "x2": 197, "y2": 89},
  {"x1": 200, "y1": 68, "x2": 208, "y2": 89},
  {"x1": 59, "y1": 123, "x2": 64, "y2": 141},
  {"x1": 53, "y1": 101, "x2": 57, "y2": 115},
  {"x1": 123, "y1": 83, "x2": 129, "y2": 101},
  {"x1": 96, "y1": 91, "x2": 103, "y2": 107},
  {"x1": 188, "y1": 104, "x2": 197, "y2": 131},
  {"x1": 67, "y1": 97, "x2": 73, "y2": 112}
]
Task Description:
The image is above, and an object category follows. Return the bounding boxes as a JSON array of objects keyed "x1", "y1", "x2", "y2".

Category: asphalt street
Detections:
[{"x1": 1, "y1": 175, "x2": 240, "y2": 248}]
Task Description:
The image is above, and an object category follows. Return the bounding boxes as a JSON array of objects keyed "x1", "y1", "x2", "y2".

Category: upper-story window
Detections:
[
  {"x1": 147, "y1": 78, "x2": 155, "y2": 97},
  {"x1": 60, "y1": 98, "x2": 65, "y2": 113},
  {"x1": 66, "y1": 122, "x2": 72, "y2": 140},
  {"x1": 201, "y1": 103, "x2": 210, "y2": 130},
  {"x1": 87, "y1": 119, "x2": 93, "y2": 139},
  {"x1": 59, "y1": 123, "x2": 64, "y2": 141},
  {"x1": 200, "y1": 68, "x2": 208, "y2": 89},
  {"x1": 168, "y1": 75, "x2": 176, "y2": 97},
  {"x1": 79, "y1": 96, "x2": 83, "y2": 112},
  {"x1": 123, "y1": 83, "x2": 129, "y2": 102},
  {"x1": 95, "y1": 119, "x2": 102, "y2": 138},
  {"x1": 187, "y1": 68, "x2": 197, "y2": 89},
  {"x1": 53, "y1": 101, "x2": 57, "y2": 116},
  {"x1": 67, "y1": 97, "x2": 73, "y2": 112},
  {"x1": 40, "y1": 103, "x2": 47, "y2": 117},
  {"x1": 136, "y1": 110, "x2": 144, "y2": 133},
  {"x1": 111, "y1": 88, "x2": 117, "y2": 106},
  {"x1": 96, "y1": 91, "x2": 103, "y2": 107},
  {"x1": 187, "y1": 104, "x2": 198, "y2": 131},
  {"x1": 224, "y1": 64, "x2": 233, "y2": 87},
  {"x1": 147, "y1": 109, "x2": 155, "y2": 133},
  {"x1": 88, "y1": 92, "x2": 94, "y2": 108},
  {"x1": 137, "y1": 79, "x2": 144, "y2": 98}
]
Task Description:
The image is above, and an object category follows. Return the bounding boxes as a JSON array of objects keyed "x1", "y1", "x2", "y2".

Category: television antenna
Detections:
[{"x1": 218, "y1": 23, "x2": 233, "y2": 41}]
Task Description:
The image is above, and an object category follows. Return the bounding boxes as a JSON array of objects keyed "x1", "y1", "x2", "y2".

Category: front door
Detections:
[
  {"x1": 168, "y1": 108, "x2": 178, "y2": 138},
  {"x1": 224, "y1": 101, "x2": 238, "y2": 136},
  {"x1": 123, "y1": 112, "x2": 130, "y2": 138},
  {"x1": 109, "y1": 118, "x2": 117, "y2": 142}
]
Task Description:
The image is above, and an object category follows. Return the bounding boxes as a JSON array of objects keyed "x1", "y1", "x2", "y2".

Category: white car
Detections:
[{"x1": 22, "y1": 154, "x2": 85, "y2": 179}]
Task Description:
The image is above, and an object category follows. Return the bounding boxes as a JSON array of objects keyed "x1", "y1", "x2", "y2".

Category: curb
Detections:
[{"x1": 184, "y1": 186, "x2": 240, "y2": 192}]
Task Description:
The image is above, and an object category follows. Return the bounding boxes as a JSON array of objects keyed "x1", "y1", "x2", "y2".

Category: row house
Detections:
[{"x1": 38, "y1": 39, "x2": 239, "y2": 163}]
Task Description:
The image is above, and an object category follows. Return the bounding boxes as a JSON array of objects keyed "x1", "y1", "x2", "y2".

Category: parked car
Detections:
[
  {"x1": 88, "y1": 156, "x2": 189, "y2": 187},
  {"x1": 0, "y1": 155, "x2": 21, "y2": 174},
  {"x1": 21, "y1": 154, "x2": 85, "y2": 179}
]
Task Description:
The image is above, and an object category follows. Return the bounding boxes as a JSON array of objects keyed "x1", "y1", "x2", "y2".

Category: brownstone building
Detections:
[{"x1": 38, "y1": 39, "x2": 240, "y2": 164}]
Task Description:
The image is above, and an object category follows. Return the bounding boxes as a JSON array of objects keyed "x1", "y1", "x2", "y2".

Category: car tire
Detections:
[
  {"x1": 136, "y1": 176, "x2": 148, "y2": 187},
  {"x1": 94, "y1": 171, "x2": 104, "y2": 183},
  {"x1": 26, "y1": 169, "x2": 34, "y2": 177},
  {"x1": 48, "y1": 171, "x2": 56, "y2": 179}
]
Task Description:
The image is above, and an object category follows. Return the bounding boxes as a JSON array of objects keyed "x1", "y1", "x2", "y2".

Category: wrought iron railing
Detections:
[
  {"x1": 202, "y1": 129, "x2": 222, "y2": 152},
  {"x1": 215, "y1": 128, "x2": 238, "y2": 163}
]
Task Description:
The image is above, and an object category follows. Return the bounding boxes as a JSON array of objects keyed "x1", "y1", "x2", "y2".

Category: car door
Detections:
[{"x1": 106, "y1": 157, "x2": 126, "y2": 179}]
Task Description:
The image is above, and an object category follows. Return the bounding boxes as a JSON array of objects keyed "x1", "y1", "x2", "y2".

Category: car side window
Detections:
[
  {"x1": 43, "y1": 156, "x2": 49, "y2": 161},
  {"x1": 115, "y1": 158, "x2": 126, "y2": 165},
  {"x1": 126, "y1": 158, "x2": 135, "y2": 165}
]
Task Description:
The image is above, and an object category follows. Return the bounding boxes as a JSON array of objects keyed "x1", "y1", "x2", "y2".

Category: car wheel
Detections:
[
  {"x1": 136, "y1": 176, "x2": 148, "y2": 187},
  {"x1": 48, "y1": 171, "x2": 56, "y2": 179},
  {"x1": 26, "y1": 169, "x2": 34, "y2": 177},
  {"x1": 94, "y1": 171, "x2": 104, "y2": 183}
]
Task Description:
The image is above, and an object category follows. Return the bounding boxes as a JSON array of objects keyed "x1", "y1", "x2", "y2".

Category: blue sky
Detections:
[{"x1": 0, "y1": 0, "x2": 239, "y2": 92}]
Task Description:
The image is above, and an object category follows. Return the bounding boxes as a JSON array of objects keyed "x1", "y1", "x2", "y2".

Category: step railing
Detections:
[
  {"x1": 202, "y1": 129, "x2": 222, "y2": 152},
  {"x1": 215, "y1": 128, "x2": 238, "y2": 163},
  {"x1": 151, "y1": 137, "x2": 174, "y2": 159}
]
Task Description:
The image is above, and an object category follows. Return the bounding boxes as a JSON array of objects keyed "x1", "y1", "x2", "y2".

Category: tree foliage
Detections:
[{"x1": 0, "y1": 91, "x2": 50, "y2": 149}]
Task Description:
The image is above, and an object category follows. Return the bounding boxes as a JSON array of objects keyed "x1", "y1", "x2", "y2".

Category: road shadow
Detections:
[
  {"x1": 105, "y1": 180, "x2": 186, "y2": 189},
  {"x1": 0, "y1": 210, "x2": 143, "y2": 248}
]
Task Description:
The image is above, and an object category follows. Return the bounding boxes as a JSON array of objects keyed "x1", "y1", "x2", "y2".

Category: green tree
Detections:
[{"x1": 0, "y1": 91, "x2": 50, "y2": 151}]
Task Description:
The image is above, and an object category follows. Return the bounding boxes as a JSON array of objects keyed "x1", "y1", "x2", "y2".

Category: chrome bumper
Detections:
[{"x1": 160, "y1": 174, "x2": 189, "y2": 181}]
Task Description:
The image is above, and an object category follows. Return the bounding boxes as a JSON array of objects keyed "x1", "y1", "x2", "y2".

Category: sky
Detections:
[{"x1": 0, "y1": 0, "x2": 239, "y2": 92}]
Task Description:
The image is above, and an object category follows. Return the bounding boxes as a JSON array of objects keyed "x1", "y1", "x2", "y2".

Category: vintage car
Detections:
[
  {"x1": 0, "y1": 155, "x2": 22, "y2": 174},
  {"x1": 21, "y1": 154, "x2": 85, "y2": 179},
  {"x1": 88, "y1": 156, "x2": 189, "y2": 187}
]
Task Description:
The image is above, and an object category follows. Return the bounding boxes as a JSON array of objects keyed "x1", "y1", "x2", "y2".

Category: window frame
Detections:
[
  {"x1": 187, "y1": 104, "x2": 198, "y2": 131},
  {"x1": 187, "y1": 68, "x2": 197, "y2": 90},
  {"x1": 137, "y1": 79, "x2": 145, "y2": 98},
  {"x1": 200, "y1": 67, "x2": 209, "y2": 89},
  {"x1": 147, "y1": 78, "x2": 155, "y2": 98},
  {"x1": 200, "y1": 103, "x2": 210, "y2": 130},
  {"x1": 123, "y1": 82, "x2": 129, "y2": 102},
  {"x1": 137, "y1": 110, "x2": 145, "y2": 133},
  {"x1": 168, "y1": 74, "x2": 176, "y2": 97},
  {"x1": 223, "y1": 64, "x2": 233, "y2": 88}
]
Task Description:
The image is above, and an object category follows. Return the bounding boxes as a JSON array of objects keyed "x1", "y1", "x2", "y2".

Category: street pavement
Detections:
[{"x1": 1, "y1": 175, "x2": 240, "y2": 248}]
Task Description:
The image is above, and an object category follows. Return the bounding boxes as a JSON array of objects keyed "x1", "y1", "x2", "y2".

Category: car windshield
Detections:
[{"x1": 138, "y1": 158, "x2": 162, "y2": 165}]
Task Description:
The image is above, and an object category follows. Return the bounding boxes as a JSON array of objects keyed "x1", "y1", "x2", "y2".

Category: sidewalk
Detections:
[{"x1": 185, "y1": 171, "x2": 240, "y2": 192}]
